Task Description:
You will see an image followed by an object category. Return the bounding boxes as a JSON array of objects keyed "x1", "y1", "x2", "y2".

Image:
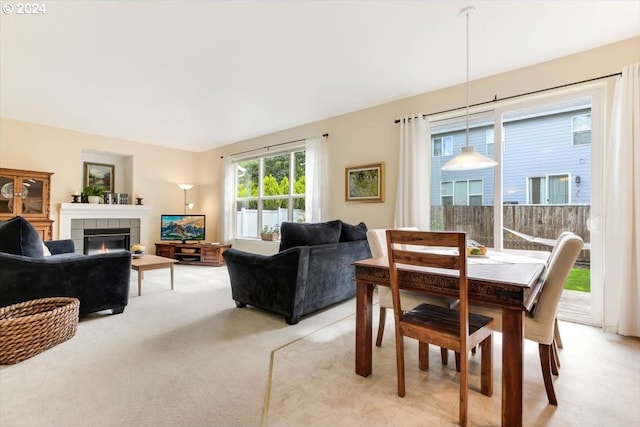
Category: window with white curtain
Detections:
[
  {"x1": 234, "y1": 148, "x2": 306, "y2": 238},
  {"x1": 527, "y1": 174, "x2": 570, "y2": 204},
  {"x1": 572, "y1": 113, "x2": 591, "y2": 145}
]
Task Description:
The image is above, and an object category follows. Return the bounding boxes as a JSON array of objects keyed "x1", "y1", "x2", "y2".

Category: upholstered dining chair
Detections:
[
  {"x1": 366, "y1": 228, "x2": 457, "y2": 364},
  {"x1": 548, "y1": 231, "x2": 574, "y2": 351},
  {"x1": 386, "y1": 230, "x2": 494, "y2": 427},
  {"x1": 470, "y1": 232, "x2": 583, "y2": 405}
]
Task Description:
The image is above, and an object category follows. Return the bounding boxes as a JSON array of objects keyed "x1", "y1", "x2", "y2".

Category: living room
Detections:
[{"x1": 1, "y1": 1, "x2": 639, "y2": 426}]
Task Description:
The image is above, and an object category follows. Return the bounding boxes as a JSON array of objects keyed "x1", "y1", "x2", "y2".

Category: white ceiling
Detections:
[{"x1": 1, "y1": 1, "x2": 639, "y2": 152}]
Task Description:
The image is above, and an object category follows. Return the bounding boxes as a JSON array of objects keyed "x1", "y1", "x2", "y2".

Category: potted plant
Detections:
[
  {"x1": 260, "y1": 224, "x2": 280, "y2": 241},
  {"x1": 82, "y1": 185, "x2": 104, "y2": 204}
]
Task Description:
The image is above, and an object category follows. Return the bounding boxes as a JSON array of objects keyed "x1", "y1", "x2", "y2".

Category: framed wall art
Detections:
[
  {"x1": 83, "y1": 162, "x2": 114, "y2": 192},
  {"x1": 345, "y1": 162, "x2": 384, "y2": 202}
]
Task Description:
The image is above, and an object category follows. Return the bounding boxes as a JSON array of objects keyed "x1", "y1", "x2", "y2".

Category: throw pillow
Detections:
[
  {"x1": 278, "y1": 220, "x2": 342, "y2": 252},
  {"x1": 339, "y1": 221, "x2": 368, "y2": 242},
  {"x1": 0, "y1": 216, "x2": 45, "y2": 258}
]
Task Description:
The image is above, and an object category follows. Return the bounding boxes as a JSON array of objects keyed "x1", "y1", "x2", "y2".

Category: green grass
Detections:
[{"x1": 564, "y1": 267, "x2": 590, "y2": 292}]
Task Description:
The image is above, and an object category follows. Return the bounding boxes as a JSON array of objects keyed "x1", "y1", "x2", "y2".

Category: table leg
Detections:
[
  {"x1": 355, "y1": 281, "x2": 374, "y2": 377},
  {"x1": 501, "y1": 307, "x2": 524, "y2": 427},
  {"x1": 138, "y1": 268, "x2": 143, "y2": 296},
  {"x1": 170, "y1": 264, "x2": 174, "y2": 290}
]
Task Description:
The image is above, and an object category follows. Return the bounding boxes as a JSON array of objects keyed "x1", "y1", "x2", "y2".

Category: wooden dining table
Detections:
[{"x1": 353, "y1": 250, "x2": 547, "y2": 427}]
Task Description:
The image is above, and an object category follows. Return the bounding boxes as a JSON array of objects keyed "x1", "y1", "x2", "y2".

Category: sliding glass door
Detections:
[{"x1": 428, "y1": 86, "x2": 604, "y2": 326}]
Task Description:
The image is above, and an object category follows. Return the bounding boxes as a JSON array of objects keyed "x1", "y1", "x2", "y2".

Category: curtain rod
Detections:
[
  {"x1": 394, "y1": 71, "x2": 622, "y2": 123},
  {"x1": 221, "y1": 133, "x2": 328, "y2": 159}
]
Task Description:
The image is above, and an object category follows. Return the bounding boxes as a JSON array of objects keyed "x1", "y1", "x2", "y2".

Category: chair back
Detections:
[
  {"x1": 548, "y1": 231, "x2": 574, "y2": 264},
  {"x1": 528, "y1": 233, "x2": 584, "y2": 344},
  {"x1": 366, "y1": 227, "x2": 420, "y2": 258},
  {"x1": 385, "y1": 230, "x2": 468, "y2": 342}
]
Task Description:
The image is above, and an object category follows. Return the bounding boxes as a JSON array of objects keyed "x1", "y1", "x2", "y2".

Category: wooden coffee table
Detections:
[{"x1": 131, "y1": 254, "x2": 178, "y2": 296}]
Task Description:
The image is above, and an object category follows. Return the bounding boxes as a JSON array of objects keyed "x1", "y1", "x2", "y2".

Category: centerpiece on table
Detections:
[{"x1": 130, "y1": 244, "x2": 146, "y2": 258}]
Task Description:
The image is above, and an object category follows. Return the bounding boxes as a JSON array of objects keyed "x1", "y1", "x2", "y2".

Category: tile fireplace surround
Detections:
[{"x1": 59, "y1": 203, "x2": 151, "y2": 254}]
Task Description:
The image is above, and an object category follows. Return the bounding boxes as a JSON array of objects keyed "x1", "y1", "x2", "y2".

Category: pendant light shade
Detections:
[{"x1": 441, "y1": 6, "x2": 497, "y2": 172}]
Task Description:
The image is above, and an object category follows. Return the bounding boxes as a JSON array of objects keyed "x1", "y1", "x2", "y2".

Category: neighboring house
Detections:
[{"x1": 430, "y1": 100, "x2": 592, "y2": 206}]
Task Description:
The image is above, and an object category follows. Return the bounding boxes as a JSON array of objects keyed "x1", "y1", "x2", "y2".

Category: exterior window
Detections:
[
  {"x1": 441, "y1": 180, "x2": 483, "y2": 206},
  {"x1": 528, "y1": 174, "x2": 569, "y2": 204},
  {"x1": 235, "y1": 150, "x2": 306, "y2": 238},
  {"x1": 572, "y1": 113, "x2": 591, "y2": 145},
  {"x1": 486, "y1": 129, "x2": 494, "y2": 157},
  {"x1": 433, "y1": 136, "x2": 453, "y2": 157}
]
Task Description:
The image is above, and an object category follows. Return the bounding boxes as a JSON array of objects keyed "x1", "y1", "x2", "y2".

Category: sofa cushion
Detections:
[
  {"x1": 279, "y1": 220, "x2": 342, "y2": 252},
  {"x1": 0, "y1": 216, "x2": 45, "y2": 258},
  {"x1": 339, "y1": 221, "x2": 368, "y2": 242}
]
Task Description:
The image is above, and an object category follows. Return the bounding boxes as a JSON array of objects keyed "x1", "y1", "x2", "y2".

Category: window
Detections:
[
  {"x1": 528, "y1": 174, "x2": 569, "y2": 204},
  {"x1": 432, "y1": 136, "x2": 453, "y2": 157},
  {"x1": 441, "y1": 180, "x2": 483, "y2": 206},
  {"x1": 235, "y1": 149, "x2": 305, "y2": 238},
  {"x1": 572, "y1": 113, "x2": 591, "y2": 145},
  {"x1": 486, "y1": 129, "x2": 494, "y2": 157}
]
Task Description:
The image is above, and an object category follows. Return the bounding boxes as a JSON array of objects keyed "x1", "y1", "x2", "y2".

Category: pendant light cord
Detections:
[{"x1": 465, "y1": 7, "x2": 470, "y2": 148}]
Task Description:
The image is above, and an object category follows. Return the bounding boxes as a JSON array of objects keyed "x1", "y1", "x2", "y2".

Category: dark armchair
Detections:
[
  {"x1": 0, "y1": 216, "x2": 131, "y2": 315},
  {"x1": 223, "y1": 220, "x2": 371, "y2": 324}
]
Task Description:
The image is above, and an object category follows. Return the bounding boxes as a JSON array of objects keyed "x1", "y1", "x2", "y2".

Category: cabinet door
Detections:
[
  {"x1": 20, "y1": 175, "x2": 49, "y2": 217},
  {"x1": 0, "y1": 174, "x2": 18, "y2": 216},
  {"x1": 0, "y1": 174, "x2": 49, "y2": 218}
]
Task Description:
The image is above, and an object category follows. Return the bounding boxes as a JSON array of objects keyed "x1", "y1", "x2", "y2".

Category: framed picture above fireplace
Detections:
[{"x1": 84, "y1": 162, "x2": 114, "y2": 193}]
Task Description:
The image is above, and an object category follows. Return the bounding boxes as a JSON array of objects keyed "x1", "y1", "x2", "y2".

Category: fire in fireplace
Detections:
[{"x1": 84, "y1": 228, "x2": 131, "y2": 255}]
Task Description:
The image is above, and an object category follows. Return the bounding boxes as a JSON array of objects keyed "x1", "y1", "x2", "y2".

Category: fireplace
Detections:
[{"x1": 84, "y1": 228, "x2": 131, "y2": 255}]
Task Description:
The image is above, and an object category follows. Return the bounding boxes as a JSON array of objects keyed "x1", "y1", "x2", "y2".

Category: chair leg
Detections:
[
  {"x1": 459, "y1": 348, "x2": 469, "y2": 427},
  {"x1": 441, "y1": 347, "x2": 449, "y2": 365},
  {"x1": 480, "y1": 335, "x2": 493, "y2": 397},
  {"x1": 551, "y1": 340, "x2": 560, "y2": 376},
  {"x1": 539, "y1": 343, "x2": 558, "y2": 405},
  {"x1": 419, "y1": 341, "x2": 428, "y2": 371},
  {"x1": 554, "y1": 318, "x2": 563, "y2": 349},
  {"x1": 455, "y1": 352, "x2": 461, "y2": 372},
  {"x1": 395, "y1": 333, "x2": 406, "y2": 397},
  {"x1": 376, "y1": 307, "x2": 386, "y2": 347}
]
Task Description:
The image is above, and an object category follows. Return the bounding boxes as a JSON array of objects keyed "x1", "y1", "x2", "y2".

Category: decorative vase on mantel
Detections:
[{"x1": 87, "y1": 196, "x2": 101, "y2": 204}]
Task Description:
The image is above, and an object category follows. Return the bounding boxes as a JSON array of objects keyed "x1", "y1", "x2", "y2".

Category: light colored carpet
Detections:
[
  {"x1": 0, "y1": 265, "x2": 355, "y2": 427},
  {"x1": 267, "y1": 307, "x2": 640, "y2": 427},
  {"x1": 2, "y1": 265, "x2": 639, "y2": 427}
]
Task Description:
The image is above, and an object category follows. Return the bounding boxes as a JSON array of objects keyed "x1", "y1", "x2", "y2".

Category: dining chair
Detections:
[
  {"x1": 548, "y1": 231, "x2": 574, "y2": 351},
  {"x1": 366, "y1": 228, "x2": 457, "y2": 367},
  {"x1": 386, "y1": 230, "x2": 494, "y2": 427},
  {"x1": 469, "y1": 232, "x2": 584, "y2": 405}
]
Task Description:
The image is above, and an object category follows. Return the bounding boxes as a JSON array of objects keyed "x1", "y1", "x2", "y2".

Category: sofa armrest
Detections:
[
  {"x1": 44, "y1": 239, "x2": 75, "y2": 255},
  {"x1": 0, "y1": 251, "x2": 131, "y2": 315},
  {"x1": 223, "y1": 247, "x2": 309, "y2": 317}
]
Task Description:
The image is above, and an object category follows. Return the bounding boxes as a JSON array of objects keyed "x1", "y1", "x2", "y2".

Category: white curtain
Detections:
[
  {"x1": 603, "y1": 63, "x2": 640, "y2": 337},
  {"x1": 220, "y1": 156, "x2": 235, "y2": 244},
  {"x1": 305, "y1": 136, "x2": 327, "y2": 222},
  {"x1": 394, "y1": 115, "x2": 430, "y2": 229}
]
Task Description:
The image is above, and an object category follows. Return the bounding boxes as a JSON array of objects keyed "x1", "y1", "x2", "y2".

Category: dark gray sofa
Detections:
[
  {"x1": 0, "y1": 216, "x2": 131, "y2": 315},
  {"x1": 222, "y1": 220, "x2": 371, "y2": 324}
]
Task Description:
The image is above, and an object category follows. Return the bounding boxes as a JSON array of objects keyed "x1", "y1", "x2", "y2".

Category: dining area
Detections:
[{"x1": 353, "y1": 229, "x2": 584, "y2": 427}]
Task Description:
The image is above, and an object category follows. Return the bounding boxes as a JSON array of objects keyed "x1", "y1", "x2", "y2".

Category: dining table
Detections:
[{"x1": 353, "y1": 248, "x2": 548, "y2": 427}]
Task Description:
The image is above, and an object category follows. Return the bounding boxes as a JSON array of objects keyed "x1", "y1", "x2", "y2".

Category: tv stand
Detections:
[{"x1": 155, "y1": 242, "x2": 231, "y2": 266}]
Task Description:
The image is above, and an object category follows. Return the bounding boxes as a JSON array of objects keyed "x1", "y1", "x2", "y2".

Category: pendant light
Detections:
[{"x1": 441, "y1": 6, "x2": 497, "y2": 172}]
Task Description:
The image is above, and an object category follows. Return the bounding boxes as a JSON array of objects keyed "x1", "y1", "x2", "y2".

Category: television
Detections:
[{"x1": 160, "y1": 214, "x2": 206, "y2": 243}]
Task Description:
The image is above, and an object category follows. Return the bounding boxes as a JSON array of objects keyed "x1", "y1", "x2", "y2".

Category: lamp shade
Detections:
[{"x1": 441, "y1": 146, "x2": 498, "y2": 171}]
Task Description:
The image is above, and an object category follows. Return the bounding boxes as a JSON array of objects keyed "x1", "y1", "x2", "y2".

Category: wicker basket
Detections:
[{"x1": 0, "y1": 297, "x2": 80, "y2": 364}]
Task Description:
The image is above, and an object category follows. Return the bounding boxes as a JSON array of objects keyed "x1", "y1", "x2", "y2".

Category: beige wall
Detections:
[
  {"x1": 0, "y1": 120, "x2": 201, "y2": 241},
  {"x1": 1, "y1": 36, "x2": 638, "y2": 243},
  {"x1": 204, "y1": 36, "x2": 640, "y2": 236}
]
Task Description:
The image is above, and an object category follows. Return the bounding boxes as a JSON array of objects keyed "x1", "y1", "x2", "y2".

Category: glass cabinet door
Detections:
[
  {"x1": 21, "y1": 176, "x2": 45, "y2": 215},
  {"x1": 0, "y1": 174, "x2": 17, "y2": 215}
]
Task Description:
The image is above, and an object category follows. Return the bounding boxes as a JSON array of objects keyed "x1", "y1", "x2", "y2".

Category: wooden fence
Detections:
[{"x1": 431, "y1": 205, "x2": 590, "y2": 262}]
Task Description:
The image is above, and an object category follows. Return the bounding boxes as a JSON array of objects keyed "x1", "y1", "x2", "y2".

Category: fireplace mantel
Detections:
[{"x1": 59, "y1": 203, "x2": 151, "y2": 247}]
